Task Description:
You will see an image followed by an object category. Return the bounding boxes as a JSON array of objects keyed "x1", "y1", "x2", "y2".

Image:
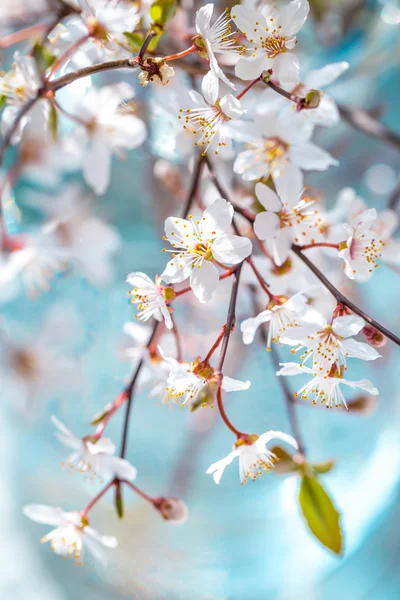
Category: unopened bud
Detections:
[
  {"x1": 154, "y1": 497, "x2": 189, "y2": 524},
  {"x1": 90, "y1": 402, "x2": 113, "y2": 426},
  {"x1": 262, "y1": 70, "x2": 272, "y2": 83},
  {"x1": 362, "y1": 324, "x2": 387, "y2": 347}
]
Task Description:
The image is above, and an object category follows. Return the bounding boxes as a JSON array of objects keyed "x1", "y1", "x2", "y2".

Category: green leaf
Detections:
[
  {"x1": 313, "y1": 459, "x2": 335, "y2": 474},
  {"x1": 32, "y1": 40, "x2": 56, "y2": 73},
  {"x1": 123, "y1": 31, "x2": 144, "y2": 51},
  {"x1": 48, "y1": 104, "x2": 58, "y2": 142},
  {"x1": 0, "y1": 95, "x2": 6, "y2": 110},
  {"x1": 299, "y1": 474, "x2": 343, "y2": 555},
  {"x1": 115, "y1": 484, "x2": 124, "y2": 519},
  {"x1": 150, "y1": 0, "x2": 176, "y2": 26}
]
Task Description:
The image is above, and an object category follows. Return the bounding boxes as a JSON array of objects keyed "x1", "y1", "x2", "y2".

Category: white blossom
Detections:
[
  {"x1": 161, "y1": 199, "x2": 252, "y2": 303},
  {"x1": 241, "y1": 291, "x2": 309, "y2": 349},
  {"x1": 234, "y1": 111, "x2": 338, "y2": 182},
  {"x1": 206, "y1": 430, "x2": 298, "y2": 484},
  {"x1": 253, "y1": 164, "x2": 319, "y2": 265},
  {"x1": 277, "y1": 362, "x2": 379, "y2": 410},
  {"x1": 232, "y1": 0, "x2": 310, "y2": 84},
  {"x1": 195, "y1": 4, "x2": 239, "y2": 89},
  {"x1": 178, "y1": 74, "x2": 244, "y2": 156},
  {"x1": 23, "y1": 504, "x2": 117, "y2": 564},
  {"x1": 338, "y1": 209, "x2": 383, "y2": 281},
  {"x1": 126, "y1": 272, "x2": 173, "y2": 329},
  {"x1": 51, "y1": 416, "x2": 137, "y2": 480}
]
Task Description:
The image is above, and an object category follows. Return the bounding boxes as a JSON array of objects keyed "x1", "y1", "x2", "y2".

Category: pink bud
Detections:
[
  {"x1": 362, "y1": 324, "x2": 387, "y2": 347},
  {"x1": 154, "y1": 497, "x2": 189, "y2": 524}
]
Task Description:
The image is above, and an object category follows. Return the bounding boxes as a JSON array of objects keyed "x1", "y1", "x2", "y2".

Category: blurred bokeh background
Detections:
[{"x1": 0, "y1": 0, "x2": 399, "y2": 598}]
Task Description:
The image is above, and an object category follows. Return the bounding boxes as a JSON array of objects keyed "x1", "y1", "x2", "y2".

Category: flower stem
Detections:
[
  {"x1": 236, "y1": 77, "x2": 261, "y2": 100},
  {"x1": 216, "y1": 385, "x2": 243, "y2": 437},
  {"x1": 246, "y1": 256, "x2": 274, "y2": 300},
  {"x1": 138, "y1": 30, "x2": 156, "y2": 61},
  {"x1": 164, "y1": 44, "x2": 197, "y2": 62},
  {"x1": 119, "y1": 479, "x2": 156, "y2": 505},
  {"x1": 204, "y1": 327, "x2": 226, "y2": 363},
  {"x1": 94, "y1": 391, "x2": 128, "y2": 438},
  {"x1": 300, "y1": 242, "x2": 339, "y2": 251},
  {"x1": 292, "y1": 245, "x2": 400, "y2": 346},
  {"x1": 80, "y1": 478, "x2": 116, "y2": 517},
  {"x1": 0, "y1": 23, "x2": 51, "y2": 48},
  {"x1": 182, "y1": 153, "x2": 205, "y2": 217}
]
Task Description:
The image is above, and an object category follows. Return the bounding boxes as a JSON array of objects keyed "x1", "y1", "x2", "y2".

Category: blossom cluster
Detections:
[{"x1": 0, "y1": 0, "x2": 398, "y2": 566}]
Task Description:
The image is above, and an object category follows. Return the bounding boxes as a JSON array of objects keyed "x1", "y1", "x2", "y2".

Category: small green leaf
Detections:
[
  {"x1": 299, "y1": 474, "x2": 343, "y2": 555},
  {"x1": 150, "y1": 0, "x2": 176, "y2": 26},
  {"x1": 0, "y1": 95, "x2": 6, "y2": 110},
  {"x1": 48, "y1": 104, "x2": 58, "y2": 142},
  {"x1": 32, "y1": 40, "x2": 56, "y2": 73},
  {"x1": 123, "y1": 31, "x2": 144, "y2": 51},
  {"x1": 115, "y1": 484, "x2": 124, "y2": 519},
  {"x1": 313, "y1": 459, "x2": 335, "y2": 475}
]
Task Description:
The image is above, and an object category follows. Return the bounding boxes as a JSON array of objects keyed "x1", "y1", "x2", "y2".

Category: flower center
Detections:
[
  {"x1": 261, "y1": 35, "x2": 288, "y2": 58},
  {"x1": 192, "y1": 241, "x2": 213, "y2": 261}
]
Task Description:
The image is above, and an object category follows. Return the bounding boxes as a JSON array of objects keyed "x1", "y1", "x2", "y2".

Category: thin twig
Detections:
[{"x1": 338, "y1": 104, "x2": 400, "y2": 152}]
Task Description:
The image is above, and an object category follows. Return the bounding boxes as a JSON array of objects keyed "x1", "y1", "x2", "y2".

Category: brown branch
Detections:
[{"x1": 338, "y1": 104, "x2": 400, "y2": 152}]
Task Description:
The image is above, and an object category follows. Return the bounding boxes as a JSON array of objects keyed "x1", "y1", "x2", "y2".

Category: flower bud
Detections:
[
  {"x1": 362, "y1": 324, "x2": 387, "y2": 347},
  {"x1": 154, "y1": 497, "x2": 189, "y2": 524}
]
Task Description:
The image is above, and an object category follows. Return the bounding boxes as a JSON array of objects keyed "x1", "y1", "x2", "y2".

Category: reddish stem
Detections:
[
  {"x1": 120, "y1": 479, "x2": 156, "y2": 505},
  {"x1": 94, "y1": 391, "x2": 128, "y2": 438},
  {"x1": 246, "y1": 256, "x2": 274, "y2": 300},
  {"x1": 204, "y1": 326, "x2": 226, "y2": 363},
  {"x1": 216, "y1": 385, "x2": 243, "y2": 438},
  {"x1": 80, "y1": 479, "x2": 116, "y2": 517},
  {"x1": 236, "y1": 77, "x2": 261, "y2": 100},
  {"x1": 174, "y1": 285, "x2": 192, "y2": 298},
  {"x1": 52, "y1": 98, "x2": 89, "y2": 128},
  {"x1": 300, "y1": 242, "x2": 339, "y2": 251},
  {"x1": 164, "y1": 44, "x2": 197, "y2": 62},
  {"x1": 0, "y1": 23, "x2": 50, "y2": 48}
]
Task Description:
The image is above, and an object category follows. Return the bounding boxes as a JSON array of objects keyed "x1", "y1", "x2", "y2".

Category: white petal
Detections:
[
  {"x1": 219, "y1": 94, "x2": 244, "y2": 119},
  {"x1": 235, "y1": 55, "x2": 268, "y2": 81},
  {"x1": 340, "y1": 338, "x2": 381, "y2": 361},
  {"x1": 341, "y1": 378, "x2": 379, "y2": 396},
  {"x1": 202, "y1": 198, "x2": 233, "y2": 239},
  {"x1": 190, "y1": 260, "x2": 219, "y2": 303},
  {"x1": 254, "y1": 211, "x2": 281, "y2": 241},
  {"x1": 201, "y1": 69, "x2": 219, "y2": 105},
  {"x1": 111, "y1": 457, "x2": 137, "y2": 480},
  {"x1": 258, "y1": 430, "x2": 299, "y2": 450},
  {"x1": 211, "y1": 233, "x2": 252, "y2": 264},
  {"x1": 274, "y1": 163, "x2": 304, "y2": 207},
  {"x1": 126, "y1": 271, "x2": 156, "y2": 291},
  {"x1": 83, "y1": 134, "x2": 112, "y2": 195},
  {"x1": 332, "y1": 314, "x2": 364, "y2": 337},
  {"x1": 277, "y1": 362, "x2": 313, "y2": 376},
  {"x1": 222, "y1": 376, "x2": 251, "y2": 392},
  {"x1": 206, "y1": 449, "x2": 241, "y2": 484},
  {"x1": 272, "y1": 228, "x2": 292, "y2": 266},
  {"x1": 272, "y1": 53, "x2": 299, "y2": 86},
  {"x1": 164, "y1": 216, "x2": 194, "y2": 244},
  {"x1": 51, "y1": 415, "x2": 82, "y2": 450},
  {"x1": 289, "y1": 141, "x2": 338, "y2": 170},
  {"x1": 241, "y1": 316, "x2": 261, "y2": 345},
  {"x1": 278, "y1": 0, "x2": 310, "y2": 36},
  {"x1": 255, "y1": 182, "x2": 281, "y2": 211},
  {"x1": 23, "y1": 504, "x2": 65, "y2": 526},
  {"x1": 161, "y1": 254, "x2": 193, "y2": 284},
  {"x1": 87, "y1": 437, "x2": 116, "y2": 455},
  {"x1": 304, "y1": 61, "x2": 349, "y2": 89},
  {"x1": 195, "y1": 3, "x2": 213, "y2": 34},
  {"x1": 231, "y1": 5, "x2": 262, "y2": 39}
]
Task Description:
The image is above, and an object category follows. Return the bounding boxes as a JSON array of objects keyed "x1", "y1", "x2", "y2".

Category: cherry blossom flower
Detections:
[
  {"x1": 178, "y1": 75, "x2": 244, "y2": 156},
  {"x1": 51, "y1": 416, "x2": 137, "y2": 480},
  {"x1": 253, "y1": 164, "x2": 318, "y2": 265},
  {"x1": 277, "y1": 362, "x2": 379, "y2": 410},
  {"x1": 234, "y1": 111, "x2": 338, "y2": 181},
  {"x1": 160, "y1": 347, "x2": 250, "y2": 406},
  {"x1": 161, "y1": 199, "x2": 252, "y2": 303},
  {"x1": 281, "y1": 312, "x2": 380, "y2": 375},
  {"x1": 232, "y1": 0, "x2": 310, "y2": 84},
  {"x1": 0, "y1": 53, "x2": 44, "y2": 143},
  {"x1": 126, "y1": 272, "x2": 173, "y2": 330},
  {"x1": 195, "y1": 4, "x2": 238, "y2": 89},
  {"x1": 72, "y1": 83, "x2": 147, "y2": 195},
  {"x1": 338, "y1": 209, "x2": 383, "y2": 281},
  {"x1": 23, "y1": 504, "x2": 117, "y2": 564},
  {"x1": 206, "y1": 430, "x2": 298, "y2": 484},
  {"x1": 241, "y1": 291, "x2": 309, "y2": 349}
]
